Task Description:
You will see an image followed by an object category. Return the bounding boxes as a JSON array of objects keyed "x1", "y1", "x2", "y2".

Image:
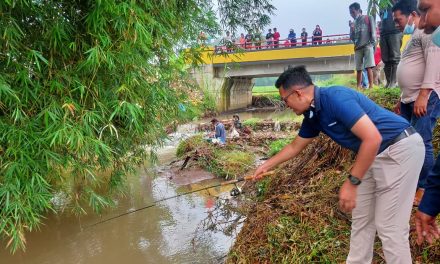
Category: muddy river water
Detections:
[{"x1": 0, "y1": 109, "x2": 295, "y2": 264}]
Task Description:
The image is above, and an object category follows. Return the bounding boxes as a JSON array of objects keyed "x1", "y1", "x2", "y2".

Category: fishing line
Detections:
[{"x1": 84, "y1": 171, "x2": 274, "y2": 229}]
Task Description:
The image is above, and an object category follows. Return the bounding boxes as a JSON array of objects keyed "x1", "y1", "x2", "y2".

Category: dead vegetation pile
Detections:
[
  {"x1": 252, "y1": 95, "x2": 285, "y2": 108},
  {"x1": 227, "y1": 135, "x2": 440, "y2": 263}
]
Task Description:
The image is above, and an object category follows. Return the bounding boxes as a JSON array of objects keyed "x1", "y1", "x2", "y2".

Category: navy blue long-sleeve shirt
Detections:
[{"x1": 419, "y1": 157, "x2": 440, "y2": 217}]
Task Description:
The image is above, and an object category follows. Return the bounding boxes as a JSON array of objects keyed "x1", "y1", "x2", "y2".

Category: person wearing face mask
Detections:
[
  {"x1": 413, "y1": 0, "x2": 440, "y2": 247},
  {"x1": 253, "y1": 65, "x2": 424, "y2": 264},
  {"x1": 392, "y1": 0, "x2": 440, "y2": 206}
]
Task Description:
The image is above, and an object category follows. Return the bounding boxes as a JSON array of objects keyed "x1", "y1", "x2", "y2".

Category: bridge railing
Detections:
[{"x1": 214, "y1": 33, "x2": 351, "y2": 54}]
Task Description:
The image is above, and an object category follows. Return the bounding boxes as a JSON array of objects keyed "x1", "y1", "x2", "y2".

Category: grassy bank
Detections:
[
  {"x1": 176, "y1": 135, "x2": 255, "y2": 180},
  {"x1": 253, "y1": 86, "x2": 278, "y2": 95}
]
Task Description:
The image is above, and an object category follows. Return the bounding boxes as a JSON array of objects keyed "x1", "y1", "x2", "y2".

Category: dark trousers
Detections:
[
  {"x1": 400, "y1": 92, "x2": 440, "y2": 188},
  {"x1": 380, "y1": 33, "x2": 403, "y2": 64}
]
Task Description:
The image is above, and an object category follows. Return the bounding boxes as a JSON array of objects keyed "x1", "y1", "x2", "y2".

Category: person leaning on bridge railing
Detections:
[
  {"x1": 245, "y1": 30, "x2": 253, "y2": 50},
  {"x1": 254, "y1": 30, "x2": 263, "y2": 50},
  {"x1": 265, "y1": 28, "x2": 273, "y2": 49},
  {"x1": 288, "y1": 29, "x2": 297, "y2": 47},
  {"x1": 301, "y1": 28, "x2": 308, "y2": 46},
  {"x1": 273, "y1": 27, "x2": 280, "y2": 48},
  {"x1": 312, "y1": 25, "x2": 323, "y2": 45},
  {"x1": 237, "y1": 33, "x2": 246, "y2": 49}
]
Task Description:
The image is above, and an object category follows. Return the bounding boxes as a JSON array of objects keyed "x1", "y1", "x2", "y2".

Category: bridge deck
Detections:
[
  {"x1": 200, "y1": 35, "x2": 409, "y2": 65},
  {"x1": 201, "y1": 43, "x2": 354, "y2": 65}
]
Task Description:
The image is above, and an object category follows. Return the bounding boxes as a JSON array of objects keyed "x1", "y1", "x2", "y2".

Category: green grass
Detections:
[
  {"x1": 242, "y1": 118, "x2": 263, "y2": 128},
  {"x1": 315, "y1": 74, "x2": 357, "y2": 88},
  {"x1": 253, "y1": 86, "x2": 278, "y2": 95}
]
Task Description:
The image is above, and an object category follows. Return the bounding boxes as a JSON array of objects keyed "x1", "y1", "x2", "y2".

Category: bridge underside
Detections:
[
  {"x1": 213, "y1": 55, "x2": 354, "y2": 78},
  {"x1": 192, "y1": 54, "x2": 355, "y2": 112}
]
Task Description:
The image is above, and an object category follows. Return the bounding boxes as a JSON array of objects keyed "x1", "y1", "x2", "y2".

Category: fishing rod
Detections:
[{"x1": 85, "y1": 171, "x2": 275, "y2": 229}]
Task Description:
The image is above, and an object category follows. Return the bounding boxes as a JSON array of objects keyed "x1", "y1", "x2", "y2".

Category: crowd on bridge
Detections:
[{"x1": 215, "y1": 25, "x2": 351, "y2": 52}]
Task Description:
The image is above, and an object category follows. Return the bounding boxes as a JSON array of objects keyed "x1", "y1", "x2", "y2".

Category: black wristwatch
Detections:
[{"x1": 348, "y1": 174, "x2": 362, "y2": 185}]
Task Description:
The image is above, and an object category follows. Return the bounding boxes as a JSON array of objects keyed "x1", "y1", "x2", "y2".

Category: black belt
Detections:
[{"x1": 386, "y1": 126, "x2": 417, "y2": 148}]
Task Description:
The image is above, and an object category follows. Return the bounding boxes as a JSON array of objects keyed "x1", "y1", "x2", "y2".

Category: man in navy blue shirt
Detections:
[
  {"x1": 416, "y1": 157, "x2": 440, "y2": 245},
  {"x1": 288, "y1": 29, "x2": 297, "y2": 47},
  {"x1": 253, "y1": 66, "x2": 424, "y2": 263}
]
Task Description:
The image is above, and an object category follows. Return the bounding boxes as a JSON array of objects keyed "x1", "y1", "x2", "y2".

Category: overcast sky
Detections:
[{"x1": 260, "y1": 0, "x2": 369, "y2": 37}]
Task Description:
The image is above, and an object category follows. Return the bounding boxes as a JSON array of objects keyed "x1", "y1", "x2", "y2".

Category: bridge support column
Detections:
[
  {"x1": 191, "y1": 65, "x2": 254, "y2": 112},
  {"x1": 221, "y1": 77, "x2": 253, "y2": 111}
]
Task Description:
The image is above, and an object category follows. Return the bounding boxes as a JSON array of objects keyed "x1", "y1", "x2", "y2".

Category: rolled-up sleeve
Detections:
[{"x1": 422, "y1": 36, "x2": 440, "y2": 90}]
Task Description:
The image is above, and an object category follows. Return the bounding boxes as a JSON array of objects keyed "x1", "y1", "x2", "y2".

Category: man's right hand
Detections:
[
  {"x1": 252, "y1": 165, "x2": 269, "y2": 181},
  {"x1": 415, "y1": 210, "x2": 440, "y2": 245},
  {"x1": 393, "y1": 101, "x2": 401, "y2": 115}
]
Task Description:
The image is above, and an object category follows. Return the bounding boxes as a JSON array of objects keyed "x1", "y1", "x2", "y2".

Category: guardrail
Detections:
[{"x1": 214, "y1": 34, "x2": 351, "y2": 53}]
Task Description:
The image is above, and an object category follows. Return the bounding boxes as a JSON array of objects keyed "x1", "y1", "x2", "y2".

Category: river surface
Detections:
[{"x1": 0, "y1": 109, "x2": 296, "y2": 264}]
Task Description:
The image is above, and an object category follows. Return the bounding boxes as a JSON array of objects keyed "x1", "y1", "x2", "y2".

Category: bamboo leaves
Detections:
[{"x1": 0, "y1": 0, "x2": 275, "y2": 253}]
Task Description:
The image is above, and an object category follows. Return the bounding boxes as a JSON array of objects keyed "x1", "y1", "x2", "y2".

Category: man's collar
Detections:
[{"x1": 312, "y1": 86, "x2": 321, "y2": 112}]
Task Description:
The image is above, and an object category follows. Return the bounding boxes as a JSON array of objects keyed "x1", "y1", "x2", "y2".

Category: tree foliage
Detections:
[
  {"x1": 367, "y1": 0, "x2": 392, "y2": 17},
  {"x1": 0, "y1": 0, "x2": 274, "y2": 253},
  {"x1": 218, "y1": 0, "x2": 275, "y2": 33}
]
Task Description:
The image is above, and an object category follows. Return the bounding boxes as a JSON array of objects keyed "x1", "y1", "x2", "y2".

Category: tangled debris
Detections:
[
  {"x1": 226, "y1": 135, "x2": 440, "y2": 263},
  {"x1": 175, "y1": 119, "x2": 299, "y2": 181}
]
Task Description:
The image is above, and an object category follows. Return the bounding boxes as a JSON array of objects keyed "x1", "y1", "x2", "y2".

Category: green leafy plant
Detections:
[
  {"x1": 268, "y1": 138, "x2": 293, "y2": 157},
  {"x1": 0, "y1": 0, "x2": 275, "y2": 253}
]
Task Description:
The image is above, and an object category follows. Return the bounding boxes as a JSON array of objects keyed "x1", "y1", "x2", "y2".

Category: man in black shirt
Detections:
[
  {"x1": 380, "y1": 0, "x2": 402, "y2": 88},
  {"x1": 245, "y1": 30, "x2": 253, "y2": 50},
  {"x1": 265, "y1": 29, "x2": 273, "y2": 49},
  {"x1": 301, "y1": 28, "x2": 308, "y2": 46}
]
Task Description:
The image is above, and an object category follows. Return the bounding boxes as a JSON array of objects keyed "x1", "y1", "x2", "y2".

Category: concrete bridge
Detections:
[{"x1": 191, "y1": 37, "x2": 356, "y2": 112}]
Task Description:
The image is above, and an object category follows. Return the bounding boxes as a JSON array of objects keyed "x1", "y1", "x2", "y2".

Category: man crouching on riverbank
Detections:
[{"x1": 253, "y1": 66, "x2": 424, "y2": 263}]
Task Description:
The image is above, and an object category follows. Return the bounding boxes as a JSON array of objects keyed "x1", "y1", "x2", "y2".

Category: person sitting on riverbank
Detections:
[
  {"x1": 209, "y1": 118, "x2": 226, "y2": 145},
  {"x1": 253, "y1": 66, "x2": 424, "y2": 264},
  {"x1": 230, "y1": 114, "x2": 242, "y2": 138},
  {"x1": 233, "y1": 114, "x2": 242, "y2": 130}
]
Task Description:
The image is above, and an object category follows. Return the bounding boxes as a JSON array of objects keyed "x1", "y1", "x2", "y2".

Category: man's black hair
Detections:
[
  {"x1": 349, "y1": 2, "x2": 361, "y2": 11},
  {"x1": 392, "y1": 0, "x2": 419, "y2": 16},
  {"x1": 275, "y1": 66, "x2": 313, "y2": 90}
]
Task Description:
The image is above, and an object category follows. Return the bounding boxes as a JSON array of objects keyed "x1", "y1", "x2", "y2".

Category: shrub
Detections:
[
  {"x1": 243, "y1": 118, "x2": 263, "y2": 129},
  {"x1": 268, "y1": 138, "x2": 293, "y2": 157}
]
